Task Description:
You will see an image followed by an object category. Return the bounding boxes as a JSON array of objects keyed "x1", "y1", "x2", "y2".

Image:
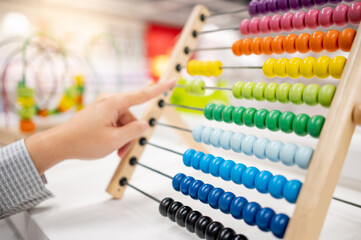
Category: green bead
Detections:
[
  {"x1": 264, "y1": 83, "x2": 279, "y2": 102},
  {"x1": 276, "y1": 83, "x2": 291, "y2": 104},
  {"x1": 213, "y1": 104, "x2": 225, "y2": 122},
  {"x1": 232, "y1": 81, "x2": 245, "y2": 99},
  {"x1": 307, "y1": 115, "x2": 325, "y2": 138},
  {"x1": 243, "y1": 107, "x2": 257, "y2": 127},
  {"x1": 232, "y1": 106, "x2": 246, "y2": 125},
  {"x1": 18, "y1": 106, "x2": 36, "y2": 119},
  {"x1": 265, "y1": 110, "x2": 282, "y2": 131},
  {"x1": 289, "y1": 83, "x2": 306, "y2": 105},
  {"x1": 222, "y1": 105, "x2": 235, "y2": 123},
  {"x1": 318, "y1": 84, "x2": 336, "y2": 108},
  {"x1": 279, "y1": 111, "x2": 296, "y2": 134},
  {"x1": 17, "y1": 86, "x2": 34, "y2": 98},
  {"x1": 242, "y1": 82, "x2": 256, "y2": 100},
  {"x1": 253, "y1": 82, "x2": 267, "y2": 101},
  {"x1": 254, "y1": 109, "x2": 269, "y2": 129},
  {"x1": 204, "y1": 103, "x2": 216, "y2": 120},
  {"x1": 192, "y1": 80, "x2": 205, "y2": 95},
  {"x1": 185, "y1": 80, "x2": 194, "y2": 94},
  {"x1": 293, "y1": 113, "x2": 310, "y2": 136},
  {"x1": 303, "y1": 84, "x2": 320, "y2": 106}
]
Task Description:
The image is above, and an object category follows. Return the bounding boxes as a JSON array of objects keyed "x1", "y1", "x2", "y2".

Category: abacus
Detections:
[{"x1": 107, "y1": 2, "x2": 361, "y2": 240}]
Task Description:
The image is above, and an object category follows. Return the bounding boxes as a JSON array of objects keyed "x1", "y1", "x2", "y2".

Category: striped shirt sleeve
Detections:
[{"x1": 0, "y1": 139, "x2": 53, "y2": 219}]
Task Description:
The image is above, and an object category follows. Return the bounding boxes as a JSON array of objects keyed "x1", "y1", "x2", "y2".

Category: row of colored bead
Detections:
[
  {"x1": 192, "y1": 125, "x2": 314, "y2": 169},
  {"x1": 187, "y1": 60, "x2": 223, "y2": 77},
  {"x1": 232, "y1": 29, "x2": 355, "y2": 56},
  {"x1": 17, "y1": 85, "x2": 36, "y2": 132},
  {"x1": 172, "y1": 173, "x2": 289, "y2": 238},
  {"x1": 182, "y1": 149, "x2": 302, "y2": 203},
  {"x1": 204, "y1": 103, "x2": 325, "y2": 138},
  {"x1": 232, "y1": 81, "x2": 336, "y2": 108},
  {"x1": 242, "y1": 3, "x2": 361, "y2": 35}
]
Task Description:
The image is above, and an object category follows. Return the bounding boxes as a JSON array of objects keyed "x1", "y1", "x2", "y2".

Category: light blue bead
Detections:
[
  {"x1": 268, "y1": 175, "x2": 287, "y2": 199},
  {"x1": 200, "y1": 154, "x2": 214, "y2": 174},
  {"x1": 219, "y1": 160, "x2": 236, "y2": 181},
  {"x1": 183, "y1": 149, "x2": 195, "y2": 167},
  {"x1": 192, "y1": 125, "x2": 205, "y2": 143},
  {"x1": 201, "y1": 127, "x2": 214, "y2": 145},
  {"x1": 283, "y1": 179, "x2": 302, "y2": 204},
  {"x1": 210, "y1": 129, "x2": 224, "y2": 148},
  {"x1": 255, "y1": 170, "x2": 273, "y2": 194},
  {"x1": 230, "y1": 163, "x2": 247, "y2": 184},
  {"x1": 266, "y1": 141, "x2": 283, "y2": 162},
  {"x1": 295, "y1": 146, "x2": 314, "y2": 169},
  {"x1": 242, "y1": 135, "x2": 258, "y2": 156},
  {"x1": 230, "y1": 133, "x2": 245, "y2": 153},
  {"x1": 242, "y1": 166, "x2": 260, "y2": 189},
  {"x1": 279, "y1": 143, "x2": 298, "y2": 166},
  {"x1": 253, "y1": 138, "x2": 270, "y2": 159},
  {"x1": 191, "y1": 151, "x2": 205, "y2": 170},
  {"x1": 220, "y1": 131, "x2": 234, "y2": 150},
  {"x1": 209, "y1": 157, "x2": 225, "y2": 177}
]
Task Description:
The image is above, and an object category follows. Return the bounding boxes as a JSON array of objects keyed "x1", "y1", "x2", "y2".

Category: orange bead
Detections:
[
  {"x1": 295, "y1": 33, "x2": 310, "y2": 54},
  {"x1": 309, "y1": 31, "x2": 324, "y2": 53},
  {"x1": 232, "y1": 40, "x2": 243, "y2": 56},
  {"x1": 323, "y1": 30, "x2": 340, "y2": 52},
  {"x1": 241, "y1": 38, "x2": 252, "y2": 55},
  {"x1": 261, "y1": 36, "x2": 274, "y2": 55},
  {"x1": 284, "y1": 34, "x2": 297, "y2": 54},
  {"x1": 251, "y1": 37, "x2": 263, "y2": 55},
  {"x1": 338, "y1": 28, "x2": 356, "y2": 52},
  {"x1": 38, "y1": 109, "x2": 48, "y2": 117},
  {"x1": 271, "y1": 35, "x2": 285, "y2": 54},
  {"x1": 20, "y1": 119, "x2": 36, "y2": 133}
]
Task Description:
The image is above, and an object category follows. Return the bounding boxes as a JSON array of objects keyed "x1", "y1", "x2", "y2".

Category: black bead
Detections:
[
  {"x1": 159, "y1": 197, "x2": 174, "y2": 217},
  {"x1": 175, "y1": 64, "x2": 182, "y2": 72},
  {"x1": 195, "y1": 216, "x2": 213, "y2": 239},
  {"x1": 192, "y1": 30, "x2": 198, "y2": 38},
  {"x1": 167, "y1": 201, "x2": 183, "y2": 222},
  {"x1": 205, "y1": 221, "x2": 224, "y2": 240},
  {"x1": 139, "y1": 137, "x2": 147, "y2": 146},
  {"x1": 158, "y1": 99, "x2": 165, "y2": 108},
  {"x1": 184, "y1": 47, "x2": 190, "y2": 55},
  {"x1": 200, "y1": 14, "x2": 206, "y2": 22},
  {"x1": 149, "y1": 118, "x2": 156, "y2": 127},
  {"x1": 185, "y1": 211, "x2": 202, "y2": 233},
  {"x1": 217, "y1": 228, "x2": 236, "y2": 240},
  {"x1": 234, "y1": 234, "x2": 248, "y2": 240},
  {"x1": 129, "y1": 157, "x2": 137, "y2": 166},
  {"x1": 175, "y1": 206, "x2": 192, "y2": 227}
]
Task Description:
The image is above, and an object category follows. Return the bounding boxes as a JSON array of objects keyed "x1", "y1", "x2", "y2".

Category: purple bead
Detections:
[
  {"x1": 289, "y1": 0, "x2": 301, "y2": 10},
  {"x1": 314, "y1": 0, "x2": 327, "y2": 6},
  {"x1": 329, "y1": 0, "x2": 341, "y2": 3},
  {"x1": 344, "y1": 0, "x2": 355, "y2": 2},
  {"x1": 249, "y1": 1, "x2": 259, "y2": 16},
  {"x1": 277, "y1": 0, "x2": 290, "y2": 11},
  {"x1": 257, "y1": 0, "x2": 268, "y2": 14},
  {"x1": 267, "y1": 0, "x2": 279, "y2": 12},
  {"x1": 300, "y1": 0, "x2": 314, "y2": 7}
]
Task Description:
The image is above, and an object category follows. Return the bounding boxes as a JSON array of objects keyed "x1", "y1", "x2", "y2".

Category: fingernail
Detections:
[{"x1": 141, "y1": 120, "x2": 149, "y2": 130}]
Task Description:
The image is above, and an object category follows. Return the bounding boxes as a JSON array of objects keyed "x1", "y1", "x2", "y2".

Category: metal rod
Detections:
[
  {"x1": 127, "y1": 182, "x2": 161, "y2": 203},
  {"x1": 190, "y1": 47, "x2": 231, "y2": 52},
  {"x1": 220, "y1": 66, "x2": 262, "y2": 69},
  {"x1": 174, "y1": 84, "x2": 232, "y2": 91},
  {"x1": 157, "y1": 122, "x2": 192, "y2": 133},
  {"x1": 164, "y1": 103, "x2": 204, "y2": 112},
  {"x1": 332, "y1": 197, "x2": 361, "y2": 209},
  {"x1": 136, "y1": 162, "x2": 173, "y2": 180},
  {"x1": 209, "y1": 8, "x2": 248, "y2": 17},
  {"x1": 199, "y1": 27, "x2": 239, "y2": 34},
  {"x1": 146, "y1": 141, "x2": 184, "y2": 156}
]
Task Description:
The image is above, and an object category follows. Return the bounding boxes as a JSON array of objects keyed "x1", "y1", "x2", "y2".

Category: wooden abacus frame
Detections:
[{"x1": 106, "y1": 4, "x2": 361, "y2": 240}]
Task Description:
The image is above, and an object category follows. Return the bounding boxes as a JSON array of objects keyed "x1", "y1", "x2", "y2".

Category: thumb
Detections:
[{"x1": 115, "y1": 120, "x2": 148, "y2": 147}]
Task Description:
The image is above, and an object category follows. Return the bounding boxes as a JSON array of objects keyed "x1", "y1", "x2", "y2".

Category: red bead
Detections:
[
  {"x1": 281, "y1": 13, "x2": 294, "y2": 32},
  {"x1": 305, "y1": 9, "x2": 320, "y2": 29},
  {"x1": 292, "y1": 11, "x2": 306, "y2": 30}
]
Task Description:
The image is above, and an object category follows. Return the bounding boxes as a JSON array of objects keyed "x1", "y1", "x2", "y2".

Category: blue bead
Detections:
[
  {"x1": 256, "y1": 207, "x2": 275, "y2": 232},
  {"x1": 198, "y1": 184, "x2": 214, "y2": 204},
  {"x1": 210, "y1": 129, "x2": 224, "y2": 148},
  {"x1": 218, "y1": 192, "x2": 236, "y2": 214},
  {"x1": 266, "y1": 141, "x2": 283, "y2": 162},
  {"x1": 209, "y1": 157, "x2": 225, "y2": 177},
  {"x1": 219, "y1": 160, "x2": 236, "y2": 181},
  {"x1": 242, "y1": 202, "x2": 261, "y2": 226},
  {"x1": 283, "y1": 179, "x2": 302, "y2": 204},
  {"x1": 180, "y1": 176, "x2": 195, "y2": 195},
  {"x1": 208, "y1": 188, "x2": 225, "y2": 209},
  {"x1": 201, "y1": 127, "x2": 214, "y2": 145},
  {"x1": 189, "y1": 180, "x2": 204, "y2": 200},
  {"x1": 279, "y1": 143, "x2": 298, "y2": 166},
  {"x1": 220, "y1": 131, "x2": 234, "y2": 150},
  {"x1": 191, "y1": 151, "x2": 205, "y2": 170},
  {"x1": 242, "y1": 135, "x2": 258, "y2": 156},
  {"x1": 295, "y1": 146, "x2": 314, "y2": 169},
  {"x1": 230, "y1": 163, "x2": 247, "y2": 184},
  {"x1": 230, "y1": 133, "x2": 245, "y2": 153},
  {"x1": 200, "y1": 154, "x2": 214, "y2": 174},
  {"x1": 172, "y1": 173, "x2": 186, "y2": 191},
  {"x1": 270, "y1": 214, "x2": 289, "y2": 238},
  {"x1": 255, "y1": 170, "x2": 273, "y2": 194},
  {"x1": 192, "y1": 125, "x2": 205, "y2": 143},
  {"x1": 253, "y1": 137, "x2": 270, "y2": 159},
  {"x1": 242, "y1": 166, "x2": 260, "y2": 189},
  {"x1": 268, "y1": 175, "x2": 287, "y2": 199},
  {"x1": 230, "y1": 196, "x2": 248, "y2": 219},
  {"x1": 183, "y1": 149, "x2": 195, "y2": 167}
]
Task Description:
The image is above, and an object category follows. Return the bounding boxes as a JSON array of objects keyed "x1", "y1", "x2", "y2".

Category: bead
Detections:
[
  {"x1": 243, "y1": 202, "x2": 261, "y2": 226},
  {"x1": 191, "y1": 151, "x2": 205, "y2": 170},
  {"x1": 281, "y1": 13, "x2": 294, "y2": 32},
  {"x1": 279, "y1": 111, "x2": 295, "y2": 134},
  {"x1": 296, "y1": 33, "x2": 310, "y2": 54},
  {"x1": 329, "y1": 56, "x2": 346, "y2": 79},
  {"x1": 314, "y1": 0, "x2": 326, "y2": 6},
  {"x1": 266, "y1": 110, "x2": 282, "y2": 131},
  {"x1": 195, "y1": 216, "x2": 213, "y2": 239},
  {"x1": 254, "y1": 109, "x2": 269, "y2": 129},
  {"x1": 200, "y1": 154, "x2": 214, "y2": 174},
  {"x1": 253, "y1": 82, "x2": 267, "y2": 101},
  {"x1": 230, "y1": 132, "x2": 245, "y2": 153},
  {"x1": 249, "y1": 17, "x2": 261, "y2": 35},
  {"x1": 348, "y1": 2, "x2": 361, "y2": 25},
  {"x1": 241, "y1": 38, "x2": 252, "y2": 55},
  {"x1": 193, "y1": 125, "x2": 205, "y2": 143},
  {"x1": 243, "y1": 107, "x2": 257, "y2": 127},
  {"x1": 193, "y1": 80, "x2": 205, "y2": 96},
  {"x1": 233, "y1": 106, "x2": 246, "y2": 125},
  {"x1": 175, "y1": 206, "x2": 192, "y2": 227},
  {"x1": 266, "y1": 140, "x2": 283, "y2": 162},
  {"x1": 270, "y1": 15, "x2": 282, "y2": 33},
  {"x1": 319, "y1": 84, "x2": 336, "y2": 107},
  {"x1": 338, "y1": 29, "x2": 356, "y2": 52},
  {"x1": 219, "y1": 160, "x2": 236, "y2": 181},
  {"x1": 264, "y1": 83, "x2": 278, "y2": 102},
  {"x1": 305, "y1": 9, "x2": 319, "y2": 29},
  {"x1": 276, "y1": 83, "x2": 291, "y2": 103},
  {"x1": 204, "y1": 103, "x2": 216, "y2": 120},
  {"x1": 251, "y1": 37, "x2": 263, "y2": 55},
  {"x1": 303, "y1": 84, "x2": 320, "y2": 106},
  {"x1": 295, "y1": 146, "x2": 313, "y2": 169},
  {"x1": 189, "y1": 179, "x2": 204, "y2": 200},
  {"x1": 289, "y1": 0, "x2": 301, "y2": 10},
  {"x1": 213, "y1": 104, "x2": 225, "y2": 122},
  {"x1": 309, "y1": 31, "x2": 324, "y2": 53},
  {"x1": 242, "y1": 135, "x2": 257, "y2": 156},
  {"x1": 270, "y1": 214, "x2": 289, "y2": 238},
  {"x1": 255, "y1": 170, "x2": 273, "y2": 194},
  {"x1": 259, "y1": 16, "x2": 271, "y2": 34},
  {"x1": 198, "y1": 184, "x2": 214, "y2": 203},
  {"x1": 202, "y1": 127, "x2": 215, "y2": 145},
  {"x1": 18, "y1": 107, "x2": 36, "y2": 119},
  {"x1": 253, "y1": 137, "x2": 270, "y2": 159},
  {"x1": 159, "y1": 197, "x2": 174, "y2": 217},
  {"x1": 268, "y1": 175, "x2": 287, "y2": 199},
  {"x1": 333, "y1": 4, "x2": 349, "y2": 26},
  {"x1": 232, "y1": 81, "x2": 244, "y2": 99},
  {"x1": 211, "y1": 61, "x2": 223, "y2": 77},
  {"x1": 231, "y1": 163, "x2": 247, "y2": 184},
  {"x1": 242, "y1": 167, "x2": 260, "y2": 189},
  {"x1": 187, "y1": 60, "x2": 197, "y2": 75},
  {"x1": 286, "y1": 57, "x2": 302, "y2": 78},
  {"x1": 301, "y1": 0, "x2": 314, "y2": 8},
  {"x1": 180, "y1": 176, "x2": 195, "y2": 195},
  {"x1": 220, "y1": 131, "x2": 234, "y2": 150},
  {"x1": 218, "y1": 228, "x2": 236, "y2": 240},
  {"x1": 293, "y1": 11, "x2": 306, "y2": 30},
  {"x1": 230, "y1": 196, "x2": 248, "y2": 219},
  {"x1": 284, "y1": 34, "x2": 297, "y2": 54},
  {"x1": 256, "y1": 207, "x2": 275, "y2": 232},
  {"x1": 261, "y1": 36, "x2": 274, "y2": 55},
  {"x1": 307, "y1": 115, "x2": 325, "y2": 138},
  {"x1": 167, "y1": 201, "x2": 183, "y2": 222},
  {"x1": 267, "y1": 0, "x2": 278, "y2": 12},
  {"x1": 234, "y1": 234, "x2": 248, "y2": 240},
  {"x1": 279, "y1": 143, "x2": 298, "y2": 166},
  {"x1": 240, "y1": 19, "x2": 250, "y2": 35},
  {"x1": 208, "y1": 188, "x2": 224, "y2": 209},
  {"x1": 289, "y1": 83, "x2": 305, "y2": 105},
  {"x1": 242, "y1": 82, "x2": 256, "y2": 100},
  {"x1": 283, "y1": 180, "x2": 302, "y2": 203},
  {"x1": 274, "y1": 58, "x2": 289, "y2": 78},
  {"x1": 173, "y1": 173, "x2": 186, "y2": 191},
  {"x1": 210, "y1": 129, "x2": 224, "y2": 147},
  {"x1": 258, "y1": 0, "x2": 268, "y2": 14},
  {"x1": 300, "y1": 56, "x2": 316, "y2": 79},
  {"x1": 205, "y1": 221, "x2": 224, "y2": 240},
  {"x1": 315, "y1": 56, "x2": 331, "y2": 79},
  {"x1": 319, "y1": 7, "x2": 333, "y2": 28},
  {"x1": 323, "y1": 30, "x2": 339, "y2": 52},
  {"x1": 219, "y1": 192, "x2": 236, "y2": 214},
  {"x1": 232, "y1": 40, "x2": 243, "y2": 56},
  {"x1": 263, "y1": 58, "x2": 276, "y2": 78},
  {"x1": 277, "y1": 0, "x2": 290, "y2": 11},
  {"x1": 209, "y1": 157, "x2": 225, "y2": 177},
  {"x1": 293, "y1": 113, "x2": 310, "y2": 136},
  {"x1": 185, "y1": 211, "x2": 202, "y2": 233}
]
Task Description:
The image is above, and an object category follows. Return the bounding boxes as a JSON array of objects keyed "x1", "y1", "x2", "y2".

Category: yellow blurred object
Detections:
[
  {"x1": 17, "y1": 97, "x2": 34, "y2": 107},
  {"x1": 151, "y1": 55, "x2": 169, "y2": 79},
  {"x1": 58, "y1": 95, "x2": 75, "y2": 112},
  {"x1": 74, "y1": 74, "x2": 84, "y2": 86}
]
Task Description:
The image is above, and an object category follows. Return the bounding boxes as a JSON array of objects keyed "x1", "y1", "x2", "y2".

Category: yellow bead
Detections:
[
  {"x1": 58, "y1": 95, "x2": 75, "y2": 112},
  {"x1": 300, "y1": 57, "x2": 316, "y2": 79},
  {"x1": 211, "y1": 61, "x2": 223, "y2": 77},
  {"x1": 187, "y1": 60, "x2": 197, "y2": 75},
  {"x1": 74, "y1": 75, "x2": 84, "y2": 86},
  {"x1": 314, "y1": 56, "x2": 331, "y2": 79},
  {"x1": 17, "y1": 97, "x2": 34, "y2": 107},
  {"x1": 204, "y1": 62, "x2": 213, "y2": 77},
  {"x1": 263, "y1": 58, "x2": 277, "y2": 78},
  {"x1": 329, "y1": 56, "x2": 346, "y2": 79},
  {"x1": 274, "y1": 58, "x2": 289, "y2": 78},
  {"x1": 196, "y1": 61, "x2": 205, "y2": 76},
  {"x1": 286, "y1": 57, "x2": 302, "y2": 79}
]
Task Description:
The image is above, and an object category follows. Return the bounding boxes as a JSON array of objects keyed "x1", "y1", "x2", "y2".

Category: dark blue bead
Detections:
[
  {"x1": 268, "y1": 175, "x2": 287, "y2": 199},
  {"x1": 255, "y1": 170, "x2": 273, "y2": 194},
  {"x1": 191, "y1": 151, "x2": 205, "y2": 170},
  {"x1": 219, "y1": 160, "x2": 236, "y2": 181},
  {"x1": 242, "y1": 167, "x2": 260, "y2": 189},
  {"x1": 270, "y1": 214, "x2": 289, "y2": 239},
  {"x1": 180, "y1": 176, "x2": 195, "y2": 195},
  {"x1": 242, "y1": 202, "x2": 261, "y2": 226},
  {"x1": 189, "y1": 180, "x2": 204, "y2": 200},
  {"x1": 183, "y1": 149, "x2": 196, "y2": 167},
  {"x1": 230, "y1": 163, "x2": 247, "y2": 184},
  {"x1": 283, "y1": 179, "x2": 302, "y2": 204},
  {"x1": 255, "y1": 207, "x2": 275, "y2": 232},
  {"x1": 209, "y1": 157, "x2": 225, "y2": 177},
  {"x1": 172, "y1": 173, "x2": 186, "y2": 191},
  {"x1": 230, "y1": 196, "x2": 248, "y2": 219},
  {"x1": 218, "y1": 192, "x2": 236, "y2": 214},
  {"x1": 208, "y1": 188, "x2": 225, "y2": 209},
  {"x1": 198, "y1": 184, "x2": 214, "y2": 204},
  {"x1": 200, "y1": 154, "x2": 214, "y2": 174}
]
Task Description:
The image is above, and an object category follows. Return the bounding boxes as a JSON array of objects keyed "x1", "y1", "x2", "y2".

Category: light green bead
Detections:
[
  {"x1": 318, "y1": 84, "x2": 336, "y2": 108},
  {"x1": 242, "y1": 82, "x2": 256, "y2": 100},
  {"x1": 289, "y1": 83, "x2": 306, "y2": 105},
  {"x1": 276, "y1": 83, "x2": 291, "y2": 104},
  {"x1": 192, "y1": 80, "x2": 205, "y2": 96},
  {"x1": 185, "y1": 80, "x2": 195, "y2": 94},
  {"x1": 303, "y1": 84, "x2": 320, "y2": 106},
  {"x1": 18, "y1": 106, "x2": 36, "y2": 119},
  {"x1": 264, "y1": 83, "x2": 279, "y2": 102},
  {"x1": 17, "y1": 87, "x2": 34, "y2": 98},
  {"x1": 253, "y1": 82, "x2": 267, "y2": 101},
  {"x1": 232, "y1": 81, "x2": 245, "y2": 99}
]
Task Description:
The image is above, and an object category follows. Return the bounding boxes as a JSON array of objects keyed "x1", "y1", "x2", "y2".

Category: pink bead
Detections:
[
  {"x1": 348, "y1": 2, "x2": 361, "y2": 25},
  {"x1": 281, "y1": 12, "x2": 294, "y2": 32},
  {"x1": 305, "y1": 9, "x2": 320, "y2": 29},
  {"x1": 249, "y1": 17, "x2": 261, "y2": 35},
  {"x1": 270, "y1": 15, "x2": 282, "y2": 33},
  {"x1": 240, "y1": 19, "x2": 250, "y2": 35},
  {"x1": 259, "y1": 16, "x2": 271, "y2": 34},
  {"x1": 292, "y1": 11, "x2": 306, "y2": 30},
  {"x1": 319, "y1": 7, "x2": 334, "y2": 28},
  {"x1": 333, "y1": 4, "x2": 349, "y2": 26}
]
